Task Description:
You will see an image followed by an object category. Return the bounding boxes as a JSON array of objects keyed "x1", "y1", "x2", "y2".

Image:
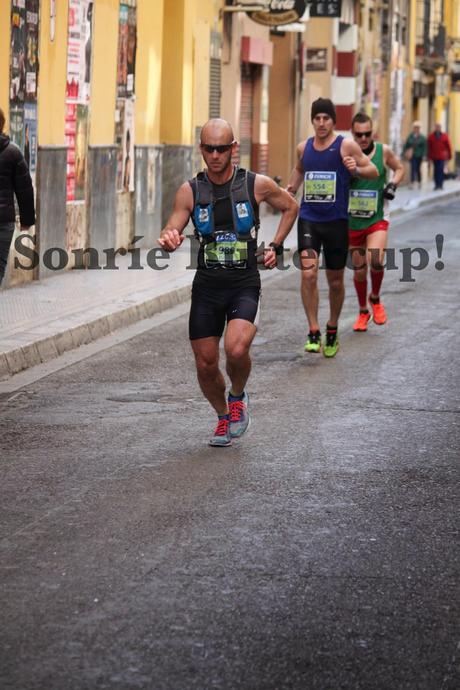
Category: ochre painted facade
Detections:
[
  {"x1": 37, "y1": 0, "x2": 69, "y2": 145},
  {"x1": 0, "y1": 1, "x2": 11, "y2": 128},
  {"x1": 135, "y1": 0, "x2": 164, "y2": 145},
  {"x1": 160, "y1": 0, "x2": 220, "y2": 146},
  {"x1": 89, "y1": 0, "x2": 119, "y2": 146}
]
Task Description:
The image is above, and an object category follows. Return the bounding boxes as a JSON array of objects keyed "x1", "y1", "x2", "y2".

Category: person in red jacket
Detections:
[{"x1": 428, "y1": 123, "x2": 452, "y2": 191}]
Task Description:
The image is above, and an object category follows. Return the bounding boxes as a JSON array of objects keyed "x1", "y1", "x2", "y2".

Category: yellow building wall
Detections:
[
  {"x1": 37, "y1": 0, "x2": 69, "y2": 145},
  {"x1": 192, "y1": 18, "x2": 211, "y2": 139},
  {"x1": 303, "y1": 19, "x2": 334, "y2": 140},
  {"x1": 268, "y1": 33, "x2": 297, "y2": 184},
  {"x1": 408, "y1": 0, "x2": 417, "y2": 76},
  {"x1": 160, "y1": 0, "x2": 220, "y2": 145},
  {"x1": 0, "y1": 2, "x2": 10, "y2": 130},
  {"x1": 136, "y1": 0, "x2": 164, "y2": 144},
  {"x1": 89, "y1": 0, "x2": 119, "y2": 145},
  {"x1": 189, "y1": 0, "x2": 221, "y2": 137},
  {"x1": 160, "y1": 1, "x2": 185, "y2": 143},
  {"x1": 181, "y1": 0, "x2": 195, "y2": 145}
]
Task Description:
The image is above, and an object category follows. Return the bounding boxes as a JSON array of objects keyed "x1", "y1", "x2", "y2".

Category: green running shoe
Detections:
[
  {"x1": 323, "y1": 329, "x2": 339, "y2": 358},
  {"x1": 304, "y1": 330, "x2": 321, "y2": 353}
]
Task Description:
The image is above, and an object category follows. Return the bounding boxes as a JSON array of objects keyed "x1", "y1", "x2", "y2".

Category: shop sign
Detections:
[
  {"x1": 245, "y1": 0, "x2": 308, "y2": 27},
  {"x1": 306, "y1": 48, "x2": 327, "y2": 71},
  {"x1": 451, "y1": 63, "x2": 460, "y2": 92},
  {"x1": 309, "y1": 1, "x2": 342, "y2": 18}
]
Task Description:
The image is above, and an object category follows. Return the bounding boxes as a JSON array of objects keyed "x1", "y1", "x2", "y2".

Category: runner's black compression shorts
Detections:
[
  {"x1": 297, "y1": 218, "x2": 349, "y2": 270},
  {"x1": 189, "y1": 284, "x2": 261, "y2": 340}
]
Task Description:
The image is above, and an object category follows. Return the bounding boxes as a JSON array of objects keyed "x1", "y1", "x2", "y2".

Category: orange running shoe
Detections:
[
  {"x1": 369, "y1": 299, "x2": 387, "y2": 325},
  {"x1": 353, "y1": 311, "x2": 372, "y2": 332}
]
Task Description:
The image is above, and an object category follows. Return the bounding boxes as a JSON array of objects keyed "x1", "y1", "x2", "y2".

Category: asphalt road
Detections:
[{"x1": 1, "y1": 200, "x2": 459, "y2": 689}]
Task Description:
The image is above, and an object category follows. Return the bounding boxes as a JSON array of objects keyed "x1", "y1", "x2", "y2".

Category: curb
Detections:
[
  {"x1": 391, "y1": 187, "x2": 460, "y2": 218},
  {"x1": 0, "y1": 284, "x2": 192, "y2": 381}
]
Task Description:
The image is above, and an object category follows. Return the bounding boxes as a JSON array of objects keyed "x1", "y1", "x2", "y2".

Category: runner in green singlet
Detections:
[{"x1": 349, "y1": 113, "x2": 404, "y2": 331}]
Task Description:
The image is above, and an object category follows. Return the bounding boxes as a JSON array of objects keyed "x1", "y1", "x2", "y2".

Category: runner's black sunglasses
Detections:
[
  {"x1": 353, "y1": 131, "x2": 372, "y2": 138},
  {"x1": 200, "y1": 141, "x2": 236, "y2": 153}
]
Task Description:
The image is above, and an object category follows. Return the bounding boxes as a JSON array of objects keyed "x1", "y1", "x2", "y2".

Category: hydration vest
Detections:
[{"x1": 191, "y1": 166, "x2": 259, "y2": 244}]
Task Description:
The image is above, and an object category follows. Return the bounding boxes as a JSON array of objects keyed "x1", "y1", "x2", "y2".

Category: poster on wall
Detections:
[
  {"x1": 147, "y1": 149, "x2": 156, "y2": 214},
  {"x1": 25, "y1": 0, "x2": 39, "y2": 101},
  {"x1": 9, "y1": 105, "x2": 24, "y2": 151},
  {"x1": 115, "y1": 98, "x2": 135, "y2": 192},
  {"x1": 74, "y1": 105, "x2": 89, "y2": 201},
  {"x1": 115, "y1": 1, "x2": 136, "y2": 193},
  {"x1": 65, "y1": 103, "x2": 77, "y2": 200},
  {"x1": 10, "y1": 0, "x2": 27, "y2": 104},
  {"x1": 115, "y1": 99, "x2": 126, "y2": 190},
  {"x1": 65, "y1": 0, "x2": 94, "y2": 201},
  {"x1": 9, "y1": 0, "x2": 39, "y2": 182},
  {"x1": 115, "y1": 97, "x2": 135, "y2": 192},
  {"x1": 23, "y1": 102, "x2": 37, "y2": 175},
  {"x1": 126, "y1": 5, "x2": 137, "y2": 95},
  {"x1": 117, "y1": 5, "x2": 129, "y2": 97},
  {"x1": 117, "y1": 2, "x2": 137, "y2": 98},
  {"x1": 66, "y1": 0, "x2": 93, "y2": 103}
]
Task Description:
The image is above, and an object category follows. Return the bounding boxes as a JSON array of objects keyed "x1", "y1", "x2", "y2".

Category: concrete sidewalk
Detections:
[{"x1": 1, "y1": 178, "x2": 459, "y2": 381}]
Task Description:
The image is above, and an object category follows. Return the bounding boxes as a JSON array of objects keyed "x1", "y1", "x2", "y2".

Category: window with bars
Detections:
[{"x1": 415, "y1": 0, "x2": 445, "y2": 60}]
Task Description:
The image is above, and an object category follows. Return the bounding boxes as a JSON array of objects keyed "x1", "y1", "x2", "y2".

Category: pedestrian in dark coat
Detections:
[
  {"x1": 403, "y1": 121, "x2": 427, "y2": 189},
  {"x1": 0, "y1": 106, "x2": 35, "y2": 286},
  {"x1": 428, "y1": 123, "x2": 452, "y2": 191}
]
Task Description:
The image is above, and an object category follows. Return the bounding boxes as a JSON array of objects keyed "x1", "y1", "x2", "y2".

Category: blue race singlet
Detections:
[{"x1": 299, "y1": 135, "x2": 351, "y2": 222}]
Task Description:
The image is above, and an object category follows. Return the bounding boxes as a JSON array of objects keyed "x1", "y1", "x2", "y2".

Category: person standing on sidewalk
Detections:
[
  {"x1": 158, "y1": 118, "x2": 298, "y2": 447},
  {"x1": 428, "y1": 123, "x2": 452, "y2": 191},
  {"x1": 348, "y1": 112, "x2": 404, "y2": 331},
  {"x1": 286, "y1": 98, "x2": 378, "y2": 358},
  {"x1": 0, "y1": 107, "x2": 35, "y2": 286},
  {"x1": 403, "y1": 121, "x2": 426, "y2": 189}
]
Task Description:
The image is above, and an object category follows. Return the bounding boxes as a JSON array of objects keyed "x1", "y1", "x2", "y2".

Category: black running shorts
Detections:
[
  {"x1": 189, "y1": 284, "x2": 261, "y2": 340},
  {"x1": 297, "y1": 218, "x2": 349, "y2": 270}
]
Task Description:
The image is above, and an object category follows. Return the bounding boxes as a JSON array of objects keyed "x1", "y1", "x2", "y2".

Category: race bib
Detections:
[
  {"x1": 304, "y1": 171, "x2": 336, "y2": 202},
  {"x1": 204, "y1": 232, "x2": 248, "y2": 269},
  {"x1": 348, "y1": 189, "x2": 378, "y2": 218}
]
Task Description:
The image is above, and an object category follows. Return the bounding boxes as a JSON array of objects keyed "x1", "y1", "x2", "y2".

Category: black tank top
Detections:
[{"x1": 190, "y1": 169, "x2": 261, "y2": 289}]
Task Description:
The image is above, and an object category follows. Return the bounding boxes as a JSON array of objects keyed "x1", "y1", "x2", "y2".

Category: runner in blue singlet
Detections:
[{"x1": 286, "y1": 98, "x2": 378, "y2": 358}]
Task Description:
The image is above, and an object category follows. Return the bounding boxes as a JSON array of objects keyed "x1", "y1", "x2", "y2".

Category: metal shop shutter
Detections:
[
  {"x1": 209, "y1": 31, "x2": 221, "y2": 118},
  {"x1": 239, "y1": 64, "x2": 254, "y2": 169}
]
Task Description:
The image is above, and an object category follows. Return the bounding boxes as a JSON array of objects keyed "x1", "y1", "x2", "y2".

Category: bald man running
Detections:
[{"x1": 158, "y1": 119, "x2": 298, "y2": 447}]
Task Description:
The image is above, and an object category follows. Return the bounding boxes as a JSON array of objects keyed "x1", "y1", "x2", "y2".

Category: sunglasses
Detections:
[
  {"x1": 354, "y1": 131, "x2": 372, "y2": 138},
  {"x1": 200, "y1": 141, "x2": 235, "y2": 153}
]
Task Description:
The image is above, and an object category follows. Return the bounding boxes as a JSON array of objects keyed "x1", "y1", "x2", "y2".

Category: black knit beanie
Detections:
[{"x1": 311, "y1": 98, "x2": 336, "y2": 123}]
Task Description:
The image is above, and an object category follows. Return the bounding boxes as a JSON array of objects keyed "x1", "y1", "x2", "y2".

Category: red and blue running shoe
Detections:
[{"x1": 228, "y1": 391, "x2": 250, "y2": 438}]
